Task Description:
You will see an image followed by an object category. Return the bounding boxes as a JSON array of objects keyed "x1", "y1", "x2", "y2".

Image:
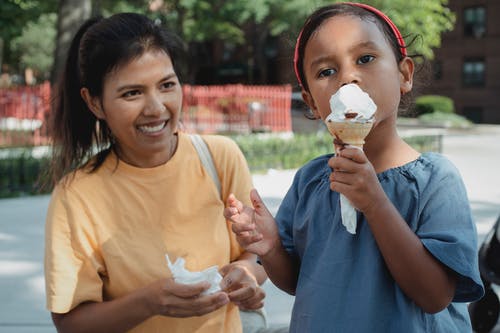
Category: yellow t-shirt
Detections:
[{"x1": 45, "y1": 133, "x2": 253, "y2": 333}]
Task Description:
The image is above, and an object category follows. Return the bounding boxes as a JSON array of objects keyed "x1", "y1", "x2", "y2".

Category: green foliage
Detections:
[
  {"x1": 418, "y1": 111, "x2": 473, "y2": 128},
  {"x1": 233, "y1": 133, "x2": 332, "y2": 172},
  {"x1": 371, "y1": 0, "x2": 455, "y2": 59},
  {"x1": 10, "y1": 13, "x2": 56, "y2": 80},
  {"x1": 415, "y1": 95, "x2": 455, "y2": 116},
  {"x1": 233, "y1": 132, "x2": 441, "y2": 172},
  {"x1": 0, "y1": 0, "x2": 57, "y2": 66},
  {"x1": 0, "y1": 132, "x2": 443, "y2": 198},
  {"x1": 0, "y1": 148, "x2": 51, "y2": 198}
]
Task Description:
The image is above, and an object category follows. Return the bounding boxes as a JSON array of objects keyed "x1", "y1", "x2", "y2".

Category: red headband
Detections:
[{"x1": 293, "y1": 2, "x2": 407, "y2": 87}]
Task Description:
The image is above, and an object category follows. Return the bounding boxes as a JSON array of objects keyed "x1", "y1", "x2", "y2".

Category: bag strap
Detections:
[{"x1": 189, "y1": 134, "x2": 221, "y2": 196}]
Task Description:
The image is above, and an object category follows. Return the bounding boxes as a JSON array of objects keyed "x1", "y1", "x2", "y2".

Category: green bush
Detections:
[
  {"x1": 414, "y1": 95, "x2": 455, "y2": 116},
  {"x1": 0, "y1": 133, "x2": 443, "y2": 198},
  {"x1": 233, "y1": 132, "x2": 442, "y2": 173},
  {"x1": 418, "y1": 111, "x2": 473, "y2": 129},
  {"x1": 0, "y1": 148, "x2": 51, "y2": 198}
]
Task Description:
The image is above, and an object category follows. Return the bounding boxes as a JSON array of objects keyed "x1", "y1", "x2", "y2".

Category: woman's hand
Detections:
[
  {"x1": 224, "y1": 189, "x2": 280, "y2": 257},
  {"x1": 328, "y1": 145, "x2": 385, "y2": 214},
  {"x1": 146, "y1": 278, "x2": 230, "y2": 318},
  {"x1": 219, "y1": 263, "x2": 265, "y2": 310}
]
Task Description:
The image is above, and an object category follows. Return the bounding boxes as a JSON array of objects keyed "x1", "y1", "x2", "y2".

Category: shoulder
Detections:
[
  {"x1": 195, "y1": 134, "x2": 246, "y2": 164},
  {"x1": 290, "y1": 153, "x2": 332, "y2": 190},
  {"x1": 296, "y1": 153, "x2": 332, "y2": 179},
  {"x1": 379, "y1": 152, "x2": 466, "y2": 204},
  {"x1": 199, "y1": 134, "x2": 241, "y2": 154},
  {"x1": 380, "y1": 152, "x2": 461, "y2": 183}
]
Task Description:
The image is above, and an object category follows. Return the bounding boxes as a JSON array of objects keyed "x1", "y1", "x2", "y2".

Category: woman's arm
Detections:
[{"x1": 52, "y1": 278, "x2": 229, "y2": 333}]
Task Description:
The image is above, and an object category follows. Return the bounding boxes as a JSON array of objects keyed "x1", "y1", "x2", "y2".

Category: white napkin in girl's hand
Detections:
[{"x1": 165, "y1": 254, "x2": 222, "y2": 295}]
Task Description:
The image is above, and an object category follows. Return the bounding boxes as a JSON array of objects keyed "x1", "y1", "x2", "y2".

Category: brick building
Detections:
[{"x1": 429, "y1": 0, "x2": 500, "y2": 124}]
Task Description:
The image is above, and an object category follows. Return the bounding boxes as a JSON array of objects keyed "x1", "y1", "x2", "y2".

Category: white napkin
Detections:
[
  {"x1": 340, "y1": 194, "x2": 357, "y2": 234},
  {"x1": 165, "y1": 254, "x2": 222, "y2": 295}
]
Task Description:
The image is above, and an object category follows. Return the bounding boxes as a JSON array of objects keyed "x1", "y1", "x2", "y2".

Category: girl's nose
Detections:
[
  {"x1": 339, "y1": 65, "x2": 360, "y2": 87},
  {"x1": 144, "y1": 93, "x2": 167, "y2": 116}
]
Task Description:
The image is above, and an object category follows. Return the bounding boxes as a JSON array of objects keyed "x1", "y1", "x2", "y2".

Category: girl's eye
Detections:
[
  {"x1": 318, "y1": 68, "x2": 336, "y2": 78},
  {"x1": 358, "y1": 55, "x2": 375, "y2": 64}
]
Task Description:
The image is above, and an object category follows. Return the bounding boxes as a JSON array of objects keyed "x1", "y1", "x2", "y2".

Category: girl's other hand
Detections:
[
  {"x1": 219, "y1": 263, "x2": 265, "y2": 310},
  {"x1": 146, "y1": 278, "x2": 229, "y2": 318},
  {"x1": 224, "y1": 190, "x2": 280, "y2": 257},
  {"x1": 328, "y1": 145, "x2": 385, "y2": 214}
]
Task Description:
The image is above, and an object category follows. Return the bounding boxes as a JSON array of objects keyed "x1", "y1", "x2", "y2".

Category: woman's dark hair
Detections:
[
  {"x1": 49, "y1": 13, "x2": 184, "y2": 185},
  {"x1": 295, "y1": 4, "x2": 426, "y2": 115}
]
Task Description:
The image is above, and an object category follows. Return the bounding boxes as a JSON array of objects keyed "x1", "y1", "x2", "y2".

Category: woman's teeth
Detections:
[{"x1": 138, "y1": 121, "x2": 166, "y2": 133}]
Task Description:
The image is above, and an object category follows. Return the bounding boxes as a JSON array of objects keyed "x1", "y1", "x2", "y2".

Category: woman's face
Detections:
[
  {"x1": 85, "y1": 50, "x2": 182, "y2": 167},
  {"x1": 301, "y1": 15, "x2": 413, "y2": 130}
]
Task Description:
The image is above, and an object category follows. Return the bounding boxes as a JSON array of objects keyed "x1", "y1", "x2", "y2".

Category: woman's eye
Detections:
[
  {"x1": 318, "y1": 68, "x2": 336, "y2": 78},
  {"x1": 161, "y1": 81, "x2": 175, "y2": 90},
  {"x1": 358, "y1": 55, "x2": 375, "y2": 64},
  {"x1": 122, "y1": 90, "x2": 141, "y2": 98}
]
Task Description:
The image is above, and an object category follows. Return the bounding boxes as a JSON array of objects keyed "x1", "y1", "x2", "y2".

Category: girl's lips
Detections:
[{"x1": 137, "y1": 120, "x2": 168, "y2": 134}]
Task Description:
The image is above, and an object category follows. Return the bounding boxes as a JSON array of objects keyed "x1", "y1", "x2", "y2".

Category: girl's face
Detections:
[
  {"x1": 83, "y1": 50, "x2": 182, "y2": 168},
  {"x1": 301, "y1": 15, "x2": 413, "y2": 128}
]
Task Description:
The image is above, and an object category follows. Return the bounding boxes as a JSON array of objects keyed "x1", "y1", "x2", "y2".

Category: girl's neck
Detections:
[{"x1": 364, "y1": 124, "x2": 420, "y2": 174}]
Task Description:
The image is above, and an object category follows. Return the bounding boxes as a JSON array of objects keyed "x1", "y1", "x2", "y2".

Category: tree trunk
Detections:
[{"x1": 50, "y1": 0, "x2": 91, "y2": 85}]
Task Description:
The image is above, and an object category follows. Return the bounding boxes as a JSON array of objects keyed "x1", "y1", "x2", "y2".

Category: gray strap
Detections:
[{"x1": 189, "y1": 134, "x2": 221, "y2": 196}]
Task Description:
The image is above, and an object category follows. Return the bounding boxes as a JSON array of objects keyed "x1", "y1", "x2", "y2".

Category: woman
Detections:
[{"x1": 45, "y1": 13, "x2": 266, "y2": 333}]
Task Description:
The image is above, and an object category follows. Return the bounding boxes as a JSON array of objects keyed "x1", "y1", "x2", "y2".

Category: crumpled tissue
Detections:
[{"x1": 165, "y1": 254, "x2": 222, "y2": 295}]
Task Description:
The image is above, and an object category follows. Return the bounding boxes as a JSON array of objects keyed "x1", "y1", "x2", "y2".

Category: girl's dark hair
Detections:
[
  {"x1": 295, "y1": 4, "x2": 425, "y2": 114},
  {"x1": 49, "y1": 13, "x2": 184, "y2": 185}
]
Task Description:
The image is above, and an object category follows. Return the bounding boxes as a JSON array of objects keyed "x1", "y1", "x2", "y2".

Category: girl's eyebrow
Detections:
[
  {"x1": 309, "y1": 40, "x2": 380, "y2": 70},
  {"x1": 115, "y1": 72, "x2": 177, "y2": 93}
]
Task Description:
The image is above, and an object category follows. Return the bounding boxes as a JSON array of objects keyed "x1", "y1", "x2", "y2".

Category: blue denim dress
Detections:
[{"x1": 276, "y1": 152, "x2": 484, "y2": 332}]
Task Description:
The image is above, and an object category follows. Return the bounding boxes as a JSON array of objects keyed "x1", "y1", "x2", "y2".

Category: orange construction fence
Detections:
[
  {"x1": 182, "y1": 84, "x2": 292, "y2": 134},
  {"x1": 0, "y1": 81, "x2": 51, "y2": 147},
  {"x1": 0, "y1": 82, "x2": 292, "y2": 147}
]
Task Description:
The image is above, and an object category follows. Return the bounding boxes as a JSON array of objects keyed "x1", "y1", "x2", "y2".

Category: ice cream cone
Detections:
[{"x1": 326, "y1": 120, "x2": 373, "y2": 148}]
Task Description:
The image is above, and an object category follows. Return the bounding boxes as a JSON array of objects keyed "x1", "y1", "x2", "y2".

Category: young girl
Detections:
[
  {"x1": 44, "y1": 13, "x2": 267, "y2": 333},
  {"x1": 225, "y1": 3, "x2": 484, "y2": 332}
]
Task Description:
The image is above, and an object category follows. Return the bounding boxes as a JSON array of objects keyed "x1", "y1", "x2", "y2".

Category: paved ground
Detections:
[{"x1": 1, "y1": 125, "x2": 500, "y2": 332}]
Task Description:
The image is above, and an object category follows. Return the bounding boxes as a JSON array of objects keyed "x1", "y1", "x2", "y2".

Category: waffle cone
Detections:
[{"x1": 326, "y1": 121, "x2": 373, "y2": 148}]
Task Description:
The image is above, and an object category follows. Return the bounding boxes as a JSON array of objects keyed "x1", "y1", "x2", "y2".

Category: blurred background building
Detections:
[{"x1": 427, "y1": 0, "x2": 500, "y2": 124}]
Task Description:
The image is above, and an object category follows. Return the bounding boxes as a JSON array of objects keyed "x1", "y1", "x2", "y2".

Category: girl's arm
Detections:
[
  {"x1": 225, "y1": 190, "x2": 300, "y2": 295},
  {"x1": 330, "y1": 148, "x2": 456, "y2": 313},
  {"x1": 363, "y1": 192, "x2": 456, "y2": 313},
  {"x1": 52, "y1": 278, "x2": 229, "y2": 333}
]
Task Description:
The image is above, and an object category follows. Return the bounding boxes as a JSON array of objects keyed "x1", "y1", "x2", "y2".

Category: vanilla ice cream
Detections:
[
  {"x1": 324, "y1": 84, "x2": 377, "y2": 234},
  {"x1": 325, "y1": 84, "x2": 376, "y2": 148}
]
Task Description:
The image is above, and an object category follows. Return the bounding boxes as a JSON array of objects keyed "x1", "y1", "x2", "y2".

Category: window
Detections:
[
  {"x1": 464, "y1": 6, "x2": 486, "y2": 37},
  {"x1": 462, "y1": 59, "x2": 485, "y2": 87}
]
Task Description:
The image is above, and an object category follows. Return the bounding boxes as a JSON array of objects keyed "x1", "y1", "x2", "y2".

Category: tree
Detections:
[
  {"x1": 0, "y1": 0, "x2": 57, "y2": 71},
  {"x1": 144, "y1": 0, "x2": 455, "y2": 84},
  {"x1": 365, "y1": 0, "x2": 455, "y2": 59},
  {"x1": 11, "y1": 13, "x2": 57, "y2": 81},
  {"x1": 50, "y1": 0, "x2": 92, "y2": 84}
]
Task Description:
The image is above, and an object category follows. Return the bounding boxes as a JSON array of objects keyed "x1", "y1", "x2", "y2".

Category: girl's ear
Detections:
[
  {"x1": 301, "y1": 90, "x2": 320, "y2": 119},
  {"x1": 399, "y1": 57, "x2": 414, "y2": 95},
  {"x1": 80, "y1": 88, "x2": 105, "y2": 119}
]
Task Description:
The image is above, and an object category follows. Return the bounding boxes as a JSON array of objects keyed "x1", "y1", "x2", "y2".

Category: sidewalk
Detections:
[{"x1": 1, "y1": 125, "x2": 500, "y2": 332}]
